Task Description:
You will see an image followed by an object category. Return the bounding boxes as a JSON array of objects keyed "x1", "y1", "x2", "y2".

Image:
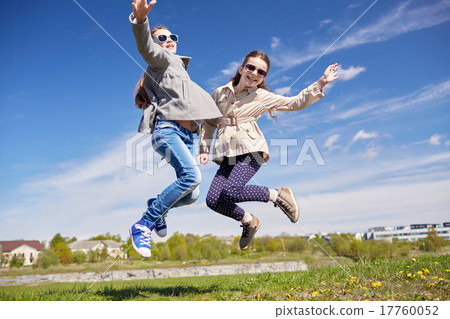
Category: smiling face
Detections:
[
  {"x1": 153, "y1": 29, "x2": 177, "y2": 54},
  {"x1": 236, "y1": 57, "x2": 268, "y2": 90}
]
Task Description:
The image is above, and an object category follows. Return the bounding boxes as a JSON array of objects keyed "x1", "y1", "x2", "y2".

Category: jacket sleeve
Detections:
[
  {"x1": 198, "y1": 90, "x2": 220, "y2": 154},
  {"x1": 263, "y1": 82, "x2": 324, "y2": 112},
  {"x1": 129, "y1": 13, "x2": 170, "y2": 69}
]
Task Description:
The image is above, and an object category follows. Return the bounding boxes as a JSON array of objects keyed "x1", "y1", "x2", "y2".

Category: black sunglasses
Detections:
[
  {"x1": 244, "y1": 64, "x2": 267, "y2": 77},
  {"x1": 153, "y1": 34, "x2": 179, "y2": 43}
]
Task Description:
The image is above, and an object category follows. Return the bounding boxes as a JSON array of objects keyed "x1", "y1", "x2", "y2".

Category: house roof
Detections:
[{"x1": 0, "y1": 240, "x2": 44, "y2": 252}]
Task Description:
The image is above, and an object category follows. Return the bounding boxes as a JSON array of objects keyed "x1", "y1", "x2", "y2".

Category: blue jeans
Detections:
[{"x1": 143, "y1": 120, "x2": 201, "y2": 223}]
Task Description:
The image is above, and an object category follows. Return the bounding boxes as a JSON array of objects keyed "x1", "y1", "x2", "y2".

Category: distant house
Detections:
[
  {"x1": 0, "y1": 240, "x2": 44, "y2": 267},
  {"x1": 69, "y1": 240, "x2": 123, "y2": 259}
]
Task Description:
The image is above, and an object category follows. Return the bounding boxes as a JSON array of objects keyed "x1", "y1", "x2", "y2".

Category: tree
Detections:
[
  {"x1": 52, "y1": 242, "x2": 73, "y2": 265},
  {"x1": 168, "y1": 232, "x2": 188, "y2": 260},
  {"x1": 49, "y1": 233, "x2": 66, "y2": 249},
  {"x1": 9, "y1": 255, "x2": 25, "y2": 268},
  {"x1": 89, "y1": 232, "x2": 122, "y2": 243},
  {"x1": 100, "y1": 245, "x2": 108, "y2": 262},
  {"x1": 35, "y1": 249, "x2": 59, "y2": 269},
  {"x1": 73, "y1": 251, "x2": 87, "y2": 264}
]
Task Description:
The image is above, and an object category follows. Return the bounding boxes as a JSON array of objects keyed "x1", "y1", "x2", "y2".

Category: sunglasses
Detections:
[
  {"x1": 153, "y1": 34, "x2": 179, "y2": 43},
  {"x1": 244, "y1": 64, "x2": 267, "y2": 77}
]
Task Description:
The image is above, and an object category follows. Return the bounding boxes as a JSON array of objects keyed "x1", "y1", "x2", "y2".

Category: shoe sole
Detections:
[
  {"x1": 129, "y1": 227, "x2": 152, "y2": 258},
  {"x1": 285, "y1": 188, "x2": 299, "y2": 223},
  {"x1": 240, "y1": 219, "x2": 261, "y2": 250}
]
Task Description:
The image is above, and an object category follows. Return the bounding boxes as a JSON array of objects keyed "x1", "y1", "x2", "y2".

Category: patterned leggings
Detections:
[{"x1": 206, "y1": 152, "x2": 270, "y2": 221}]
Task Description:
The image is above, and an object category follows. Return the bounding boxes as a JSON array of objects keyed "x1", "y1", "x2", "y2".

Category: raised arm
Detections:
[
  {"x1": 264, "y1": 63, "x2": 339, "y2": 112},
  {"x1": 316, "y1": 63, "x2": 339, "y2": 91},
  {"x1": 132, "y1": 0, "x2": 156, "y2": 24},
  {"x1": 130, "y1": 0, "x2": 170, "y2": 68}
]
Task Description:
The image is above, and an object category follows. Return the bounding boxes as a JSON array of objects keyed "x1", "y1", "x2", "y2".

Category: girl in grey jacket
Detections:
[{"x1": 129, "y1": 0, "x2": 221, "y2": 258}]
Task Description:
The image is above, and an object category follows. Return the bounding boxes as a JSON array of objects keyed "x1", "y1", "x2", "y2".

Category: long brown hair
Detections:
[
  {"x1": 230, "y1": 50, "x2": 271, "y2": 90},
  {"x1": 134, "y1": 26, "x2": 170, "y2": 109},
  {"x1": 230, "y1": 51, "x2": 276, "y2": 118}
]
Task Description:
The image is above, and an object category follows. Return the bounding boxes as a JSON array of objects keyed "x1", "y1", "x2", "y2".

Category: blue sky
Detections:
[{"x1": 1, "y1": 0, "x2": 449, "y2": 243}]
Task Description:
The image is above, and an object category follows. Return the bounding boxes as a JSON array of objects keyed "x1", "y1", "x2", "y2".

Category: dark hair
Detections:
[
  {"x1": 230, "y1": 50, "x2": 271, "y2": 90},
  {"x1": 134, "y1": 26, "x2": 170, "y2": 109}
]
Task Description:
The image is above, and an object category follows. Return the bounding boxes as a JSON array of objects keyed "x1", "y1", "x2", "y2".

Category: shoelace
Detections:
[
  {"x1": 155, "y1": 217, "x2": 165, "y2": 227},
  {"x1": 135, "y1": 224, "x2": 152, "y2": 247},
  {"x1": 240, "y1": 224, "x2": 251, "y2": 237}
]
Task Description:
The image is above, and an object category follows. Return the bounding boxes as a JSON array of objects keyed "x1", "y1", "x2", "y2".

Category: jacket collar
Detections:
[
  {"x1": 224, "y1": 81, "x2": 258, "y2": 94},
  {"x1": 178, "y1": 56, "x2": 192, "y2": 70}
]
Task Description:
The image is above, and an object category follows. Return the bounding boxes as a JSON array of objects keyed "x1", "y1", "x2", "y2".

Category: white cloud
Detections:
[
  {"x1": 338, "y1": 65, "x2": 366, "y2": 81},
  {"x1": 446, "y1": 140, "x2": 450, "y2": 146},
  {"x1": 360, "y1": 146, "x2": 381, "y2": 160},
  {"x1": 324, "y1": 134, "x2": 340, "y2": 151},
  {"x1": 318, "y1": 19, "x2": 332, "y2": 28},
  {"x1": 429, "y1": 134, "x2": 443, "y2": 145},
  {"x1": 271, "y1": 37, "x2": 281, "y2": 49},
  {"x1": 351, "y1": 130, "x2": 378, "y2": 143},
  {"x1": 221, "y1": 61, "x2": 241, "y2": 77},
  {"x1": 272, "y1": 0, "x2": 450, "y2": 69},
  {"x1": 336, "y1": 80, "x2": 450, "y2": 121}
]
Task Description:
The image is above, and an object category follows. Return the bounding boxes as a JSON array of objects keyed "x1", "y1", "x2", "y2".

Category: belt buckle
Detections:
[{"x1": 231, "y1": 116, "x2": 238, "y2": 126}]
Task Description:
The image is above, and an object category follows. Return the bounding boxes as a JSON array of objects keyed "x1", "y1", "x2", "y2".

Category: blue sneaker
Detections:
[
  {"x1": 147, "y1": 198, "x2": 167, "y2": 238},
  {"x1": 129, "y1": 218, "x2": 154, "y2": 258}
]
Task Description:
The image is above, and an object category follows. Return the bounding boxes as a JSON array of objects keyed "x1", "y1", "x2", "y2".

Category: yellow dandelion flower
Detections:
[
  {"x1": 399, "y1": 271, "x2": 404, "y2": 274},
  {"x1": 364, "y1": 299, "x2": 371, "y2": 301},
  {"x1": 312, "y1": 291, "x2": 318, "y2": 297},
  {"x1": 371, "y1": 282, "x2": 382, "y2": 287},
  {"x1": 363, "y1": 287, "x2": 368, "y2": 290},
  {"x1": 438, "y1": 278, "x2": 444, "y2": 281},
  {"x1": 417, "y1": 271, "x2": 423, "y2": 275},
  {"x1": 424, "y1": 269, "x2": 430, "y2": 274},
  {"x1": 352, "y1": 277, "x2": 357, "y2": 279},
  {"x1": 446, "y1": 269, "x2": 450, "y2": 273},
  {"x1": 407, "y1": 273, "x2": 413, "y2": 277},
  {"x1": 434, "y1": 262, "x2": 439, "y2": 265},
  {"x1": 257, "y1": 293, "x2": 260, "y2": 300},
  {"x1": 286, "y1": 293, "x2": 292, "y2": 299},
  {"x1": 428, "y1": 283, "x2": 435, "y2": 288},
  {"x1": 411, "y1": 258, "x2": 416, "y2": 262},
  {"x1": 420, "y1": 275, "x2": 426, "y2": 279},
  {"x1": 407, "y1": 266, "x2": 411, "y2": 268},
  {"x1": 432, "y1": 276, "x2": 438, "y2": 279}
]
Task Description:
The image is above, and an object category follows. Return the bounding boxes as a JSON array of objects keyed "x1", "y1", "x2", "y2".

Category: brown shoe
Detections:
[
  {"x1": 274, "y1": 188, "x2": 299, "y2": 223},
  {"x1": 239, "y1": 214, "x2": 261, "y2": 250}
]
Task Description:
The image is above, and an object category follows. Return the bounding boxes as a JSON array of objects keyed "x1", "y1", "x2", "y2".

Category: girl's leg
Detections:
[
  {"x1": 222, "y1": 153, "x2": 270, "y2": 204},
  {"x1": 205, "y1": 153, "x2": 270, "y2": 221},
  {"x1": 205, "y1": 158, "x2": 244, "y2": 221},
  {"x1": 145, "y1": 121, "x2": 201, "y2": 222}
]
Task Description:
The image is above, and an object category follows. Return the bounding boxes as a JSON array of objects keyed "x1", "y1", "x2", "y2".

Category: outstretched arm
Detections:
[
  {"x1": 132, "y1": 0, "x2": 157, "y2": 24},
  {"x1": 317, "y1": 63, "x2": 339, "y2": 91},
  {"x1": 130, "y1": 0, "x2": 169, "y2": 68}
]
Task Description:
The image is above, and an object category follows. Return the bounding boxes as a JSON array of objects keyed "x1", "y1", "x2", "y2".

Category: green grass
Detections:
[{"x1": 0, "y1": 254, "x2": 448, "y2": 301}]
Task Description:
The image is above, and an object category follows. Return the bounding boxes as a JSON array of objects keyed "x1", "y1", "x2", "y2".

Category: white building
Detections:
[
  {"x1": 366, "y1": 223, "x2": 450, "y2": 243},
  {"x1": 69, "y1": 240, "x2": 123, "y2": 259},
  {"x1": 0, "y1": 240, "x2": 44, "y2": 267}
]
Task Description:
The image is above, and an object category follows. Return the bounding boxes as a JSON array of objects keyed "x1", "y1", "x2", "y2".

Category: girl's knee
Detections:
[{"x1": 223, "y1": 185, "x2": 241, "y2": 202}]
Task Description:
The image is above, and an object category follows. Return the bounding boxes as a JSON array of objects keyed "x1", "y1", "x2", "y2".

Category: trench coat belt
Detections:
[{"x1": 217, "y1": 116, "x2": 255, "y2": 126}]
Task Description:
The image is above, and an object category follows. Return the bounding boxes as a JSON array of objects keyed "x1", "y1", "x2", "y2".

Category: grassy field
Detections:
[{"x1": 0, "y1": 254, "x2": 448, "y2": 301}]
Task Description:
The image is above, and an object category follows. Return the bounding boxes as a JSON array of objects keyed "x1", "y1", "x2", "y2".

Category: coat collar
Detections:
[
  {"x1": 178, "y1": 56, "x2": 192, "y2": 70},
  {"x1": 224, "y1": 81, "x2": 258, "y2": 94}
]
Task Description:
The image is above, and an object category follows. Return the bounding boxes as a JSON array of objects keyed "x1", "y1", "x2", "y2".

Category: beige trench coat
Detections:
[{"x1": 199, "y1": 81, "x2": 324, "y2": 164}]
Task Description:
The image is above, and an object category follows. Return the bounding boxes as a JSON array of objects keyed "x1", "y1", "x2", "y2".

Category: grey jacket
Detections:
[{"x1": 130, "y1": 13, "x2": 222, "y2": 134}]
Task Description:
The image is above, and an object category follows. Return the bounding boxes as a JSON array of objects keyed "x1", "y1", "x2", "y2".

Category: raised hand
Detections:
[
  {"x1": 132, "y1": 0, "x2": 157, "y2": 24},
  {"x1": 317, "y1": 63, "x2": 339, "y2": 91}
]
